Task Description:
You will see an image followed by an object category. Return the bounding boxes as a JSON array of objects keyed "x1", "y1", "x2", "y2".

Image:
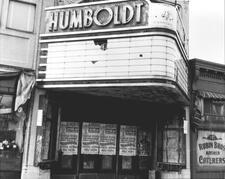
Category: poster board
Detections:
[
  {"x1": 81, "y1": 122, "x2": 100, "y2": 154},
  {"x1": 59, "y1": 122, "x2": 79, "y2": 155},
  {"x1": 99, "y1": 124, "x2": 117, "y2": 155},
  {"x1": 119, "y1": 125, "x2": 137, "y2": 156}
]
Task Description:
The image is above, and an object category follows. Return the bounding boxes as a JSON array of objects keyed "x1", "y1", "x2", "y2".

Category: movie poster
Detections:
[
  {"x1": 59, "y1": 122, "x2": 79, "y2": 155},
  {"x1": 119, "y1": 125, "x2": 137, "y2": 156},
  {"x1": 81, "y1": 122, "x2": 100, "y2": 154},
  {"x1": 99, "y1": 124, "x2": 117, "y2": 155}
]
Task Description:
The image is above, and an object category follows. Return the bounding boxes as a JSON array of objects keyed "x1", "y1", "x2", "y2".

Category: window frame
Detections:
[
  {"x1": 204, "y1": 99, "x2": 225, "y2": 122},
  {"x1": 6, "y1": 0, "x2": 36, "y2": 33}
]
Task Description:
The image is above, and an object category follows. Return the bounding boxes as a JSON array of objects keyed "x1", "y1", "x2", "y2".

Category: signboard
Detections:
[
  {"x1": 197, "y1": 130, "x2": 225, "y2": 166},
  {"x1": 45, "y1": 0, "x2": 149, "y2": 33},
  {"x1": 81, "y1": 122, "x2": 100, "y2": 154},
  {"x1": 119, "y1": 125, "x2": 137, "y2": 156},
  {"x1": 99, "y1": 124, "x2": 117, "y2": 155},
  {"x1": 59, "y1": 122, "x2": 79, "y2": 155},
  {"x1": 149, "y1": 3, "x2": 177, "y2": 31}
]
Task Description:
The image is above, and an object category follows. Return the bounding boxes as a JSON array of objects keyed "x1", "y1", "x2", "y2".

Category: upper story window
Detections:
[
  {"x1": 7, "y1": 0, "x2": 36, "y2": 32},
  {"x1": 204, "y1": 100, "x2": 225, "y2": 116},
  {"x1": 204, "y1": 99, "x2": 225, "y2": 121}
]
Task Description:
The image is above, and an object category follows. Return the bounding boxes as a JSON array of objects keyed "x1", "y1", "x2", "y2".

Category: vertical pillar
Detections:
[
  {"x1": 180, "y1": 106, "x2": 191, "y2": 179},
  {"x1": 21, "y1": 89, "x2": 50, "y2": 179},
  {"x1": 185, "y1": 106, "x2": 190, "y2": 170}
]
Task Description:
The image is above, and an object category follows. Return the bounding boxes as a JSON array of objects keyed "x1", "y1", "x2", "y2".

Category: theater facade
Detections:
[{"x1": 22, "y1": 0, "x2": 190, "y2": 179}]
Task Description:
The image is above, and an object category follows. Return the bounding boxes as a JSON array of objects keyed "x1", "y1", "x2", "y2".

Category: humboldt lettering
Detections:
[{"x1": 47, "y1": 2, "x2": 144, "y2": 32}]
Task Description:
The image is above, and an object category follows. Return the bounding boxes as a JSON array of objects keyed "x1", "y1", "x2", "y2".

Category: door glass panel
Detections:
[
  {"x1": 101, "y1": 155, "x2": 113, "y2": 170},
  {"x1": 122, "y1": 156, "x2": 132, "y2": 169},
  {"x1": 138, "y1": 156, "x2": 150, "y2": 170},
  {"x1": 60, "y1": 155, "x2": 73, "y2": 169},
  {"x1": 83, "y1": 155, "x2": 97, "y2": 169}
]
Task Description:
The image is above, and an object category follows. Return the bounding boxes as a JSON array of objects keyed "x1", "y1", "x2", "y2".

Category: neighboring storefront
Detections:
[
  {"x1": 0, "y1": 69, "x2": 35, "y2": 179},
  {"x1": 26, "y1": 0, "x2": 190, "y2": 179},
  {"x1": 190, "y1": 59, "x2": 225, "y2": 179},
  {"x1": 0, "y1": 0, "x2": 42, "y2": 178}
]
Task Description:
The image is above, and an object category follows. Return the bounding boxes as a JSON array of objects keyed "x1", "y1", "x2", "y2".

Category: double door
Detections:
[{"x1": 51, "y1": 121, "x2": 153, "y2": 179}]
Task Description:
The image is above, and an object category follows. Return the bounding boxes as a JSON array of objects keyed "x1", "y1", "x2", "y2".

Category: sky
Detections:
[{"x1": 189, "y1": 0, "x2": 224, "y2": 64}]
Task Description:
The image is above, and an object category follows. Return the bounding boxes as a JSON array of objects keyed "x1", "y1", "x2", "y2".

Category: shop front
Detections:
[
  {"x1": 0, "y1": 69, "x2": 35, "y2": 179},
  {"x1": 190, "y1": 59, "x2": 225, "y2": 179},
  {"x1": 33, "y1": 0, "x2": 190, "y2": 179}
]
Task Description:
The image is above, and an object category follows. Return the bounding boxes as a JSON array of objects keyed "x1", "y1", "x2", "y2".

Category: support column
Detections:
[
  {"x1": 185, "y1": 106, "x2": 190, "y2": 170},
  {"x1": 181, "y1": 106, "x2": 191, "y2": 179},
  {"x1": 21, "y1": 89, "x2": 50, "y2": 179}
]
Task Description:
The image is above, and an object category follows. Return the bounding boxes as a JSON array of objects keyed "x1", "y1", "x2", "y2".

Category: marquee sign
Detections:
[
  {"x1": 46, "y1": 0, "x2": 149, "y2": 33},
  {"x1": 197, "y1": 130, "x2": 225, "y2": 167}
]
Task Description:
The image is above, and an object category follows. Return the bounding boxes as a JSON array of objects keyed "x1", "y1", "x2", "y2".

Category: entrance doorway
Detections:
[{"x1": 50, "y1": 93, "x2": 156, "y2": 179}]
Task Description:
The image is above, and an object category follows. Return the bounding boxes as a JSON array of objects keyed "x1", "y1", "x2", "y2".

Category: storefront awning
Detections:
[
  {"x1": 0, "y1": 68, "x2": 35, "y2": 113},
  {"x1": 198, "y1": 91, "x2": 225, "y2": 100}
]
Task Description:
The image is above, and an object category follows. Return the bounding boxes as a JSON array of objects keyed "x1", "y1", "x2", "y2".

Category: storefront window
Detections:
[
  {"x1": 0, "y1": 110, "x2": 26, "y2": 171},
  {"x1": 137, "y1": 128, "x2": 152, "y2": 170},
  {"x1": 162, "y1": 117, "x2": 185, "y2": 164}
]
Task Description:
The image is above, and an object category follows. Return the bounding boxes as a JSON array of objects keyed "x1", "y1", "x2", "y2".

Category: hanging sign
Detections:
[
  {"x1": 138, "y1": 129, "x2": 151, "y2": 156},
  {"x1": 197, "y1": 130, "x2": 225, "y2": 166},
  {"x1": 59, "y1": 122, "x2": 79, "y2": 155},
  {"x1": 81, "y1": 122, "x2": 100, "y2": 154},
  {"x1": 99, "y1": 124, "x2": 117, "y2": 155},
  {"x1": 45, "y1": 0, "x2": 149, "y2": 33},
  {"x1": 119, "y1": 125, "x2": 137, "y2": 156}
]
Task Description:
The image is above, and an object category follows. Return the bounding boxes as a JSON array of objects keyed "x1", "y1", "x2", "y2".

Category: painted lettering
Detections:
[{"x1": 198, "y1": 142, "x2": 213, "y2": 150}]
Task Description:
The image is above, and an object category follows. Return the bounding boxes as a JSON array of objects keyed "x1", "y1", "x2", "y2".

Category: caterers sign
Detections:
[
  {"x1": 197, "y1": 130, "x2": 225, "y2": 167},
  {"x1": 45, "y1": 0, "x2": 149, "y2": 33}
]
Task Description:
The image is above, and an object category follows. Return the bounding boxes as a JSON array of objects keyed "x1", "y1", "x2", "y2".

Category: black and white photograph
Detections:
[{"x1": 0, "y1": 0, "x2": 224, "y2": 178}]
